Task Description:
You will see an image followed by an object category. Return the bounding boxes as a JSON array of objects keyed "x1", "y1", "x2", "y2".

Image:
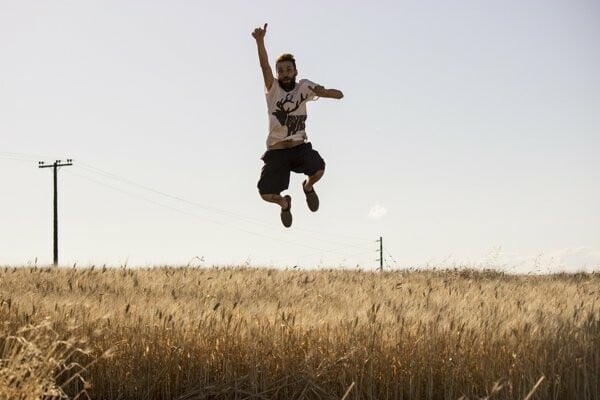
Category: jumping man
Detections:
[{"x1": 252, "y1": 23, "x2": 344, "y2": 228}]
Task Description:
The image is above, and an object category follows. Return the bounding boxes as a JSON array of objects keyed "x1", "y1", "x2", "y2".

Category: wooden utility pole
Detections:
[{"x1": 39, "y1": 159, "x2": 73, "y2": 266}]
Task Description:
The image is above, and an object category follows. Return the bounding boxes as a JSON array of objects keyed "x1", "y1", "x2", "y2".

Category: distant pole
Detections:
[
  {"x1": 39, "y1": 159, "x2": 73, "y2": 266},
  {"x1": 377, "y1": 236, "x2": 383, "y2": 271},
  {"x1": 379, "y1": 236, "x2": 383, "y2": 271}
]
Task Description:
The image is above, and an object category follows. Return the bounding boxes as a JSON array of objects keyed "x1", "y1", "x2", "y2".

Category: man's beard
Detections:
[{"x1": 278, "y1": 77, "x2": 296, "y2": 91}]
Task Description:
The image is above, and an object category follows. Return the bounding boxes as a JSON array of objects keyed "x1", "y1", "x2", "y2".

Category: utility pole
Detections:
[
  {"x1": 377, "y1": 236, "x2": 383, "y2": 271},
  {"x1": 39, "y1": 159, "x2": 73, "y2": 266}
]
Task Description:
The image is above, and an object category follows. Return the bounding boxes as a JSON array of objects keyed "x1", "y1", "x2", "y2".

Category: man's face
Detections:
[{"x1": 276, "y1": 61, "x2": 297, "y2": 88}]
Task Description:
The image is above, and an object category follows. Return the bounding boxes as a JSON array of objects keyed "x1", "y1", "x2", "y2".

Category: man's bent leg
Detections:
[
  {"x1": 260, "y1": 193, "x2": 289, "y2": 209},
  {"x1": 302, "y1": 169, "x2": 324, "y2": 212},
  {"x1": 261, "y1": 193, "x2": 292, "y2": 228},
  {"x1": 303, "y1": 169, "x2": 324, "y2": 192}
]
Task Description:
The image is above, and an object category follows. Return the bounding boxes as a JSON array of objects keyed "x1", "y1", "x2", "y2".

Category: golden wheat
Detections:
[{"x1": 0, "y1": 266, "x2": 598, "y2": 399}]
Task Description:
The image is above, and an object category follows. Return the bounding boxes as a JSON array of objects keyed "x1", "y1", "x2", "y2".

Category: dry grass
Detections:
[
  {"x1": 0, "y1": 318, "x2": 96, "y2": 399},
  {"x1": 0, "y1": 266, "x2": 598, "y2": 399}
]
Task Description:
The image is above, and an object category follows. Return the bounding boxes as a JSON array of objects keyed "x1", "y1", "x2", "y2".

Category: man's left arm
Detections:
[{"x1": 309, "y1": 85, "x2": 344, "y2": 99}]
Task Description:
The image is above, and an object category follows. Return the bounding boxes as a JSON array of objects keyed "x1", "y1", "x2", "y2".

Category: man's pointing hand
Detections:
[{"x1": 252, "y1": 23, "x2": 268, "y2": 40}]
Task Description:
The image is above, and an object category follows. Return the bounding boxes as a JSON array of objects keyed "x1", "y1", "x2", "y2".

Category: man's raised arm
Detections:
[
  {"x1": 252, "y1": 23, "x2": 274, "y2": 91},
  {"x1": 309, "y1": 85, "x2": 344, "y2": 100}
]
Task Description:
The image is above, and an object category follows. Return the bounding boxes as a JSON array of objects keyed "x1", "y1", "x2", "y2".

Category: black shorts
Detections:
[{"x1": 257, "y1": 142, "x2": 326, "y2": 195}]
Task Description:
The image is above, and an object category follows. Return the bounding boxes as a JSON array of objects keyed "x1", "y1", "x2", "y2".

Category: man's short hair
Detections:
[{"x1": 276, "y1": 53, "x2": 297, "y2": 69}]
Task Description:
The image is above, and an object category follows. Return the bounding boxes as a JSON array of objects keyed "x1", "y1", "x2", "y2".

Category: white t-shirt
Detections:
[{"x1": 265, "y1": 78, "x2": 319, "y2": 148}]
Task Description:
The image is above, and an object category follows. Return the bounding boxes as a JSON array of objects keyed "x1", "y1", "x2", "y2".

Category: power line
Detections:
[
  {"x1": 78, "y1": 162, "x2": 372, "y2": 241},
  {"x1": 2, "y1": 152, "x2": 373, "y2": 244},
  {"x1": 386, "y1": 249, "x2": 399, "y2": 267},
  {"x1": 65, "y1": 168, "x2": 368, "y2": 258},
  {"x1": 74, "y1": 162, "x2": 374, "y2": 250},
  {"x1": 78, "y1": 162, "x2": 271, "y2": 226}
]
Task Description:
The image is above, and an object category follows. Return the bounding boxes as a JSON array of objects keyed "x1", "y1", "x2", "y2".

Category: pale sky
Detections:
[{"x1": 2, "y1": 0, "x2": 599, "y2": 272}]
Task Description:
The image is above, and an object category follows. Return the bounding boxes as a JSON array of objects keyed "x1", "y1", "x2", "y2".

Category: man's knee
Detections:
[
  {"x1": 311, "y1": 169, "x2": 325, "y2": 178},
  {"x1": 260, "y1": 193, "x2": 277, "y2": 202}
]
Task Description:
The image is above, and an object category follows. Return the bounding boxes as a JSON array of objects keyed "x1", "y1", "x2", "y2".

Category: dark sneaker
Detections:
[
  {"x1": 302, "y1": 180, "x2": 319, "y2": 212},
  {"x1": 280, "y1": 195, "x2": 292, "y2": 227}
]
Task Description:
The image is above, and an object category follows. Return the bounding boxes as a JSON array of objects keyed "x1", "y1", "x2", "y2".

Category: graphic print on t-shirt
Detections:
[{"x1": 272, "y1": 92, "x2": 308, "y2": 137}]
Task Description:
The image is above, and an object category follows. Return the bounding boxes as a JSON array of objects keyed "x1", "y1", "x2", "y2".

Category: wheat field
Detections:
[{"x1": 0, "y1": 266, "x2": 598, "y2": 400}]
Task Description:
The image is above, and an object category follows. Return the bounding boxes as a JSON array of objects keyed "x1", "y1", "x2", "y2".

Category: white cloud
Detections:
[{"x1": 368, "y1": 203, "x2": 388, "y2": 219}]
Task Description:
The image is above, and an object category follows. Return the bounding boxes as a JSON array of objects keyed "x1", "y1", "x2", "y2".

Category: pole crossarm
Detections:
[{"x1": 38, "y1": 159, "x2": 73, "y2": 168}]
